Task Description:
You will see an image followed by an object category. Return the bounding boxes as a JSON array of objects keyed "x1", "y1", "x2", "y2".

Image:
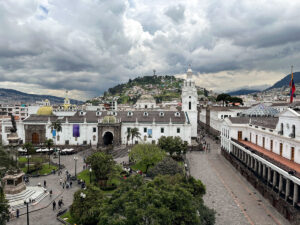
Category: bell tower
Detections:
[{"x1": 181, "y1": 65, "x2": 198, "y2": 137}]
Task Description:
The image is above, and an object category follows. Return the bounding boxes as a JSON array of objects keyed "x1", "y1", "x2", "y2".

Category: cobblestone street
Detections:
[{"x1": 187, "y1": 137, "x2": 291, "y2": 225}]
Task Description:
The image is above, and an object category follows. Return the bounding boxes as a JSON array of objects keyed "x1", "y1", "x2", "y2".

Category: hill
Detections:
[
  {"x1": 89, "y1": 75, "x2": 184, "y2": 105},
  {"x1": 227, "y1": 89, "x2": 260, "y2": 96},
  {"x1": 0, "y1": 88, "x2": 82, "y2": 104},
  {"x1": 266, "y1": 72, "x2": 300, "y2": 90}
]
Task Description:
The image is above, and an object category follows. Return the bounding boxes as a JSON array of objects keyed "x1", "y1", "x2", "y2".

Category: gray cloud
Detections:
[{"x1": 0, "y1": 0, "x2": 300, "y2": 100}]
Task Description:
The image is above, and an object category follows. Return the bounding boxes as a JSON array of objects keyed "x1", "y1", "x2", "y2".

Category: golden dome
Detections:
[{"x1": 37, "y1": 106, "x2": 53, "y2": 115}]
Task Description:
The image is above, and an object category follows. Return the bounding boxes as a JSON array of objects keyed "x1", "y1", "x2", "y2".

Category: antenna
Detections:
[{"x1": 153, "y1": 69, "x2": 156, "y2": 76}]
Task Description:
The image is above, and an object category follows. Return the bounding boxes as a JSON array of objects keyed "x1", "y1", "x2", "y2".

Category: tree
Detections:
[
  {"x1": 158, "y1": 136, "x2": 187, "y2": 158},
  {"x1": 229, "y1": 96, "x2": 243, "y2": 105},
  {"x1": 130, "y1": 127, "x2": 141, "y2": 145},
  {"x1": 70, "y1": 185, "x2": 104, "y2": 225},
  {"x1": 44, "y1": 139, "x2": 54, "y2": 168},
  {"x1": 126, "y1": 128, "x2": 131, "y2": 146},
  {"x1": 129, "y1": 144, "x2": 165, "y2": 173},
  {"x1": 216, "y1": 93, "x2": 231, "y2": 106},
  {"x1": 0, "y1": 187, "x2": 10, "y2": 225},
  {"x1": 49, "y1": 121, "x2": 62, "y2": 133},
  {"x1": 148, "y1": 157, "x2": 183, "y2": 178},
  {"x1": 86, "y1": 152, "x2": 115, "y2": 182},
  {"x1": 97, "y1": 175, "x2": 215, "y2": 225},
  {"x1": 23, "y1": 142, "x2": 35, "y2": 173}
]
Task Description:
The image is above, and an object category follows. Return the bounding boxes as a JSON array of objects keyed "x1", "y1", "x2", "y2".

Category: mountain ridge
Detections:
[{"x1": 0, "y1": 88, "x2": 82, "y2": 104}]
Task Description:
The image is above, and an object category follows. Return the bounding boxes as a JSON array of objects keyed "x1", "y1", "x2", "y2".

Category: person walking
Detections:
[
  {"x1": 44, "y1": 180, "x2": 47, "y2": 187},
  {"x1": 62, "y1": 183, "x2": 65, "y2": 189},
  {"x1": 52, "y1": 201, "x2": 56, "y2": 210},
  {"x1": 58, "y1": 200, "x2": 61, "y2": 209},
  {"x1": 70, "y1": 181, "x2": 72, "y2": 188},
  {"x1": 49, "y1": 189, "x2": 53, "y2": 197},
  {"x1": 16, "y1": 209, "x2": 19, "y2": 218}
]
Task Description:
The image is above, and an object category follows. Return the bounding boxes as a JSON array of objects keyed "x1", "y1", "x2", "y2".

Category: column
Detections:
[
  {"x1": 258, "y1": 161, "x2": 261, "y2": 175},
  {"x1": 254, "y1": 159, "x2": 258, "y2": 173},
  {"x1": 293, "y1": 183, "x2": 298, "y2": 206},
  {"x1": 278, "y1": 174, "x2": 283, "y2": 194},
  {"x1": 267, "y1": 167, "x2": 271, "y2": 183},
  {"x1": 263, "y1": 164, "x2": 266, "y2": 179},
  {"x1": 273, "y1": 171, "x2": 277, "y2": 188},
  {"x1": 285, "y1": 179, "x2": 290, "y2": 200}
]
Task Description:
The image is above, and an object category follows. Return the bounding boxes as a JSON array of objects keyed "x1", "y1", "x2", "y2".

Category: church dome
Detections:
[{"x1": 37, "y1": 106, "x2": 53, "y2": 115}]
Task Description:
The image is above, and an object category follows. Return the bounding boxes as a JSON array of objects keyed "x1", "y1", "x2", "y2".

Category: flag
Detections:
[{"x1": 289, "y1": 70, "x2": 296, "y2": 103}]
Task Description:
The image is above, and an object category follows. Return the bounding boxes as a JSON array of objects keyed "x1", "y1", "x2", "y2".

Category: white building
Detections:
[
  {"x1": 135, "y1": 95, "x2": 157, "y2": 109},
  {"x1": 1, "y1": 68, "x2": 196, "y2": 146},
  {"x1": 181, "y1": 67, "x2": 198, "y2": 137}
]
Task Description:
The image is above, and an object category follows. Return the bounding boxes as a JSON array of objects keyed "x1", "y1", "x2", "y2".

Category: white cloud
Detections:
[{"x1": 0, "y1": 0, "x2": 300, "y2": 100}]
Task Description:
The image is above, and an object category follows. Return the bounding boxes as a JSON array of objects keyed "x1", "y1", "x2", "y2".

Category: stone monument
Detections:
[{"x1": 2, "y1": 170, "x2": 26, "y2": 194}]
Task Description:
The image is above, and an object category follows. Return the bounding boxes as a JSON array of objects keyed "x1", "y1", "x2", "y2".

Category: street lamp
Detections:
[
  {"x1": 80, "y1": 192, "x2": 86, "y2": 199},
  {"x1": 24, "y1": 198, "x2": 30, "y2": 225},
  {"x1": 58, "y1": 148, "x2": 61, "y2": 170},
  {"x1": 89, "y1": 168, "x2": 92, "y2": 184},
  {"x1": 74, "y1": 156, "x2": 78, "y2": 178},
  {"x1": 26, "y1": 155, "x2": 31, "y2": 173}
]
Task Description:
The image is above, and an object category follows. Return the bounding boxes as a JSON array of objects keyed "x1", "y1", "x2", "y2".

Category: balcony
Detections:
[{"x1": 231, "y1": 138, "x2": 300, "y2": 179}]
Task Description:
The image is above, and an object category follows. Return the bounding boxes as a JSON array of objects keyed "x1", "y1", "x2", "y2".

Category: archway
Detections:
[
  {"x1": 103, "y1": 132, "x2": 113, "y2": 146},
  {"x1": 32, "y1": 133, "x2": 39, "y2": 144}
]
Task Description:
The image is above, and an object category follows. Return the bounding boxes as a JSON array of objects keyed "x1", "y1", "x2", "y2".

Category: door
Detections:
[
  {"x1": 32, "y1": 133, "x2": 39, "y2": 144},
  {"x1": 291, "y1": 147, "x2": 295, "y2": 162},
  {"x1": 262, "y1": 137, "x2": 265, "y2": 148},
  {"x1": 270, "y1": 140, "x2": 273, "y2": 152},
  {"x1": 280, "y1": 143, "x2": 283, "y2": 156},
  {"x1": 256, "y1": 135, "x2": 258, "y2": 145},
  {"x1": 238, "y1": 131, "x2": 242, "y2": 141}
]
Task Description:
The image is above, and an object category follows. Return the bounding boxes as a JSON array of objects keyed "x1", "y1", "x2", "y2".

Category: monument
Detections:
[{"x1": 2, "y1": 170, "x2": 26, "y2": 194}]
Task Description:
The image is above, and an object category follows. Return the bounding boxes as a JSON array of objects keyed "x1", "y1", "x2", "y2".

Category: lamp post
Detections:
[
  {"x1": 74, "y1": 156, "x2": 78, "y2": 178},
  {"x1": 24, "y1": 198, "x2": 30, "y2": 225},
  {"x1": 26, "y1": 155, "x2": 31, "y2": 173},
  {"x1": 89, "y1": 168, "x2": 92, "y2": 184},
  {"x1": 58, "y1": 148, "x2": 61, "y2": 170}
]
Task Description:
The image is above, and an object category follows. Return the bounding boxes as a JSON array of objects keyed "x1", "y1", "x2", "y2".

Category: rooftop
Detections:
[{"x1": 241, "y1": 103, "x2": 279, "y2": 117}]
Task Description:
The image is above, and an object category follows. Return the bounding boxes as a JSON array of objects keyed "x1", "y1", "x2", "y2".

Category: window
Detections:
[
  {"x1": 127, "y1": 128, "x2": 131, "y2": 133},
  {"x1": 159, "y1": 112, "x2": 164, "y2": 117},
  {"x1": 83, "y1": 141, "x2": 87, "y2": 145},
  {"x1": 175, "y1": 112, "x2": 180, "y2": 117},
  {"x1": 127, "y1": 111, "x2": 133, "y2": 116},
  {"x1": 65, "y1": 140, "x2": 69, "y2": 145},
  {"x1": 93, "y1": 127, "x2": 96, "y2": 132},
  {"x1": 161, "y1": 127, "x2": 164, "y2": 133},
  {"x1": 143, "y1": 112, "x2": 149, "y2": 117},
  {"x1": 75, "y1": 137, "x2": 78, "y2": 141},
  {"x1": 189, "y1": 96, "x2": 191, "y2": 98},
  {"x1": 280, "y1": 123, "x2": 284, "y2": 135},
  {"x1": 291, "y1": 125, "x2": 296, "y2": 138},
  {"x1": 144, "y1": 127, "x2": 147, "y2": 133},
  {"x1": 189, "y1": 102, "x2": 191, "y2": 110},
  {"x1": 221, "y1": 115, "x2": 223, "y2": 119},
  {"x1": 80, "y1": 111, "x2": 84, "y2": 115},
  {"x1": 57, "y1": 135, "x2": 60, "y2": 141},
  {"x1": 96, "y1": 111, "x2": 102, "y2": 116},
  {"x1": 177, "y1": 128, "x2": 180, "y2": 133},
  {"x1": 145, "y1": 105, "x2": 148, "y2": 109},
  {"x1": 144, "y1": 135, "x2": 147, "y2": 141},
  {"x1": 93, "y1": 135, "x2": 96, "y2": 141}
]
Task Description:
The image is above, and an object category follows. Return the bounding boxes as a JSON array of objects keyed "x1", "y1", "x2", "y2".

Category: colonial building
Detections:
[
  {"x1": 221, "y1": 106, "x2": 300, "y2": 213},
  {"x1": 1, "y1": 68, "x2": 197, "y2": 146}
]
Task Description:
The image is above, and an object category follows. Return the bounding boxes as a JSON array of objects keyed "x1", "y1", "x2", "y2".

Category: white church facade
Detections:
[{"x1": 2, "y1": 68, "x2": 198, "y2": 147}]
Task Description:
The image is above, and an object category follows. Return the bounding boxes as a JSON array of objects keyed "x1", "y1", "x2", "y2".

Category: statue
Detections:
[{"x1": 9, "y1": 113, "x2": 17, "y2": 133}]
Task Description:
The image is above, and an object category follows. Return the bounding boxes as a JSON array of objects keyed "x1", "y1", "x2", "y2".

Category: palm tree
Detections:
[
  {"x1": 49, "y1": 121, "x2": 62, "y2": 139},
  {"x1": 130, "y1": 128, "x2": 141, "y2": 145},
  {"x1": 23, "y1": 142, "x2": 34, "y2": 173},
  {"x1": 45, "y1": 139, "x2": 54, "y2": 168},
  {"x1": 126, "y1": 128, "x2": 132, "y2": 146}
]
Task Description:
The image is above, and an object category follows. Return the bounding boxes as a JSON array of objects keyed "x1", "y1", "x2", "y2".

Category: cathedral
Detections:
[{"x1": 1, "y1": 68, "x2": 198, "y2": 147}]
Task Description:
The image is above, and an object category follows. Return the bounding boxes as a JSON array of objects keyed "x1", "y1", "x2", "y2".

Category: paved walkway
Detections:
[
  {"x1": 187, "y1": 137, "x2": 291, "y2": 225},
  {"x1": 7, "y1": 151, "x2": 87, "y2": 225}
]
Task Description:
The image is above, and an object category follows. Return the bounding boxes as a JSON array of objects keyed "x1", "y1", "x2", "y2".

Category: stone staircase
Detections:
[{"x1": 6, "y1": 186, "x2": 49, "y2": 210}]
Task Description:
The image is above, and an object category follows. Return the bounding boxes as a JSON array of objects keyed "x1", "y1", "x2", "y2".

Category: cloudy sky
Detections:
[{"x1": 1, "y1": 0, "x2": 300, "y2": 100}]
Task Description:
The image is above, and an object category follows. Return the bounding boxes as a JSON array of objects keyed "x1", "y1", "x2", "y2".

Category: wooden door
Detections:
[
  {"x1": 263, "y1": 137, "x2": 265, "y2": 148},
  {"x1": 291, "y1": 147, "x2": 295, "y2": 162},
  {"x1": 280, "y1": 143, "x2": 283, "y2": 156},
  {"x1": 256, "y1": 135, "x2": 258, "y2": 145},
  {"x1": 270, "y1": 140, "x2": 273, "y2": 152},
  {"x1": 32, "y1": 133, "x2": 39, "y2": 144},
  {"x1": 238, "y1": 131, "x2": 242, "y2": 141}
]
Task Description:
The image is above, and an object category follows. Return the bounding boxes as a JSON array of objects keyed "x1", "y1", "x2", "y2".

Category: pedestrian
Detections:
[
  {"x1": 53, "y1": 201, "x2": 56, "y2": 210},
  {"x1": 16, "y1": 209, "x2": 19, "y2": 218},
  {"x1": 58, "y1": 200, "x2": 61, "y2": 209},
  {"x1": 62, "y1": 183, "x2": 65, "y2": 189},
  {"x1": 50, "y1": 189, "x2": 53, "y2": 197},
  {"x1": 44, "y1": 180, "x2": 46, "y2": 187},
  {"x1": 70, "y1": 181, "x2": 72, "y2": 188},
  {"x1": 59, "y1": 178, "x2": 62, "y2": 186}
]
